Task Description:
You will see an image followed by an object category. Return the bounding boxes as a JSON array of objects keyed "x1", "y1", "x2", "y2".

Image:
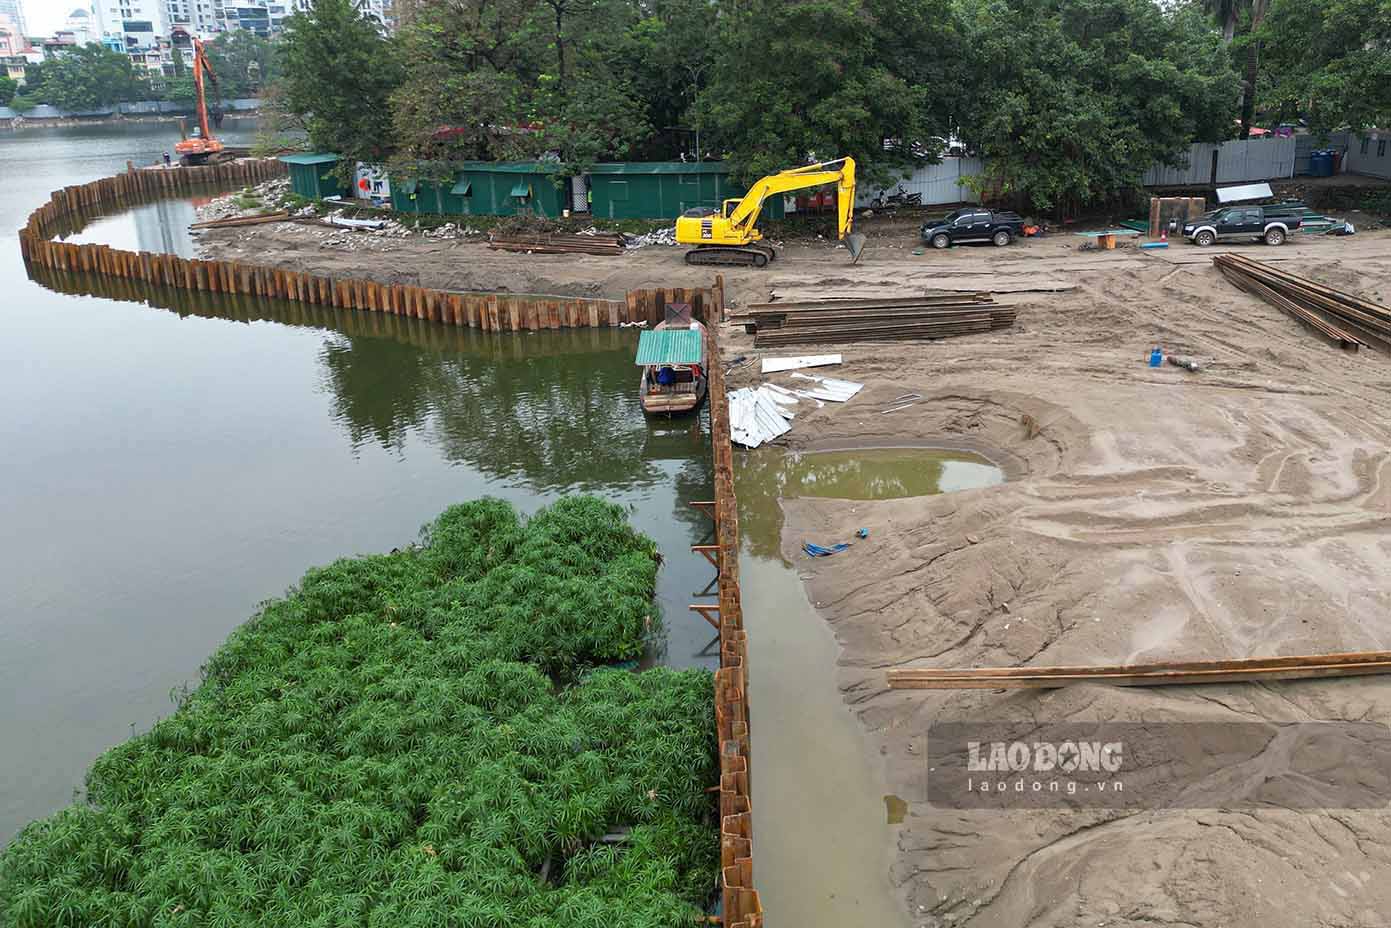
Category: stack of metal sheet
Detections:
[
  {"x1": 738, "y1": 294, "x2": 1016, "y2": 347},
  {"x1": 1213, "y1": 253, "x2": 1391, "y2": 353}
]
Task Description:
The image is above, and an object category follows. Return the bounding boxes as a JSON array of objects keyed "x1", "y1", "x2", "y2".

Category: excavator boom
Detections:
[
  {"x1": 675, "y1": 156, "x2": 865, "y2": 267},
  {"x1": 174, "y1": 38, "x2": 224, "y2": 164}
]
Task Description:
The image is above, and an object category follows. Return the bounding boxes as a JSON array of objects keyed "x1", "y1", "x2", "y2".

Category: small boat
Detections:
[{"x1": 636, "y1": 318, "x2": 708, "y2": 416}]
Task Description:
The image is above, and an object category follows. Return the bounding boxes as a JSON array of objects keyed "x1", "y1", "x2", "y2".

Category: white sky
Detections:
[{"x1": 22, "y1": 0, "x2": 85, "y2": 37}]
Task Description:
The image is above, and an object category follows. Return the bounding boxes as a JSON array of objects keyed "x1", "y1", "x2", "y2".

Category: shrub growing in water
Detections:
[{"x1": 0, "y1": 497, "x2": 717, "y2": 927}]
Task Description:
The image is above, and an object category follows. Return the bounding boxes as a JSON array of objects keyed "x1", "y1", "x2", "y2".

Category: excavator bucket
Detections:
[{"x1": 847, "y1": 232, "x2": 867, "y2": 264}]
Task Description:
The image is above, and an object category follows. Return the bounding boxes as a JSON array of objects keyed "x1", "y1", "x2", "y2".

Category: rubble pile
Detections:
[{"x1": 624, "y1": 226, "x2": 679, "y2": 248}]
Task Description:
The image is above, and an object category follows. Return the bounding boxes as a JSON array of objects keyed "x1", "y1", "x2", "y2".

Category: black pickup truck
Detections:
[
  {"x1": 1182, "y1": 205, "x2": 1302, "y2": 246},
  {"x1": 921, "y1": 208, "x2": 1026, "y2": 249}
]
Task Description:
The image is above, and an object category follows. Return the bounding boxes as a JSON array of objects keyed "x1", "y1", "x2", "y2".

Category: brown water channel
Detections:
[{"x1": 735, "y1": 446, "x2": 1003, "y2": 927}]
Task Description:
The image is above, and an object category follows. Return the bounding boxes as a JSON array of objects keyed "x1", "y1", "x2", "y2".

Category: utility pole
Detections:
[{"x1": 686, "y1": 62, "x2": 706, "y2": 160}]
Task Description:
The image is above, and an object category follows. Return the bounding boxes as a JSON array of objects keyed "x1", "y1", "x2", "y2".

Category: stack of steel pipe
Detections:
[
  {"x1": 1213, "y1": 253, "x2": 1391, "y2": 353},
  {"x1": 487, "y1": 231, "x2": 625, "y2": 255},
  {"x1": 740, "y1": 293, "x2": 1014, "y2": 347}
]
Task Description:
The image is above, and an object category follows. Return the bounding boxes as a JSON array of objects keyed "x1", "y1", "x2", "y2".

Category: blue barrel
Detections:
[{"x1": 1310, "y1": 150, "x2": 1334, "y2": 177}]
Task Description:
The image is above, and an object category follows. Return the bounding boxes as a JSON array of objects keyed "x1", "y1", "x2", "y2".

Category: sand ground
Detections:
[{"x1": 200, "y1": 211, "x2": 1391, "y2": 928}]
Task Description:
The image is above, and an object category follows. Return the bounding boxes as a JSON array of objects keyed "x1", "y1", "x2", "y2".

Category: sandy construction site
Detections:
[{"x1": 200, "y1": 217, "x2": 1391, "y2": 927}]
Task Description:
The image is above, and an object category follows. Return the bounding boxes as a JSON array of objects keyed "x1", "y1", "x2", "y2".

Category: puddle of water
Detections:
[
  {"x1": 747, "y1": 447, "x2": 1004, "y2": 501},
  {"x1": 736, "y1": 446, "x2": 1003, "y2": 928}
]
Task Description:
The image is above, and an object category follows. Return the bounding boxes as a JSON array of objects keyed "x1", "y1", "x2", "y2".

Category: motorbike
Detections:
[{"x1": 869, "y1": 183, "x2": 923, "y2": 209}]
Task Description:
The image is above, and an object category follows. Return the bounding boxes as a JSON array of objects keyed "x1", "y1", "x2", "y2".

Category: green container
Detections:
[
  {"x1": 393, "y1": 163, "x2": 567, "y2": 218},
  {"x1": 278, "y1": 153, "x2": 349, "y2": 200}
]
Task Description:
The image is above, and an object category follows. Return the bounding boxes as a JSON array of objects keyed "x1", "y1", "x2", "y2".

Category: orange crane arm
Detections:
[{"x1": 192, "y1": 38, "x2": 219, "y2": 142}]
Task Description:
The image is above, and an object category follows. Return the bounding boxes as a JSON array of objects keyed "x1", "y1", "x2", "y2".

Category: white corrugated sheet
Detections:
[
  {"x1": 729, "y1": 387, "x2": 794, "y2": 448},
  {"x1": 1216, "y1": 182, "x2": 1274, "y2": 203},
  {"x1": 761, "y1": 354, "x2": 842, "y2": 374},
  {"x1": 790, "y1": 372, "x2": 864, "y2": 402}
]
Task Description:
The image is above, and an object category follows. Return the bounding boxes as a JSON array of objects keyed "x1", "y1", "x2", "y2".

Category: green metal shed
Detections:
[
  {"x1": 278, "y1": 153, "x2": 349, "y2": 200},
  {"x1": 587, "y1": 163, "x2": 785, "y2": 220},
  {"x1": 391, "y1": 163, "x2": 567, "y2": 218}
]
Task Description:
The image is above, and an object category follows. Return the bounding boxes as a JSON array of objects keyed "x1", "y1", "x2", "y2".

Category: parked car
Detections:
[
  {"x1": 920, "y1": 208, "x2": 1026, "y2": 249},
  {"x1": 1182, "y1": 205, "x2": 1302, "y2": 246}
]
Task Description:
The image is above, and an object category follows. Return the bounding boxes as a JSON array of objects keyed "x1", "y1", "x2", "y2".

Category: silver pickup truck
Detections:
[{"x1": 1183, "y1": 205, "x2": 1302, "y2": 246}]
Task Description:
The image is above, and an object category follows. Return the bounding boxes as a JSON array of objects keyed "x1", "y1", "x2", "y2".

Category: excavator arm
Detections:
[
  {"x1": 192, "y1": 38, "x2": 219, "y2": 142},
  {"x1": 675, "y1": 156, "x2": 866, "y2": 266},
  {"x1": 724, "y1": 157, "x2": 858, "y2": 242},
  {"x1": 175, "y1": 39, "x2": 224, "y2": 163}
]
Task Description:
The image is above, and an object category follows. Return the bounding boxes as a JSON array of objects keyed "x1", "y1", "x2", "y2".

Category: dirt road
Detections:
[{"x1": 201, "y1": 215, "x2": 1391, "y2": 927}]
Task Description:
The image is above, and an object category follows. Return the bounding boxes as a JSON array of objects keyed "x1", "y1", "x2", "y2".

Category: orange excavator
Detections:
[{"x1": 174, "y1": 38, "x2": 224, "y2": 165}]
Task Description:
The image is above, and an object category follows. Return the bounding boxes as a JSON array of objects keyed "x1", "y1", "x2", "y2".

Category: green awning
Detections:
[
  {"x1": 510, "y1": 181, "x2": 531, "y2": 198},
  {"x1": 278, "y1": 153, "x2": 340, "y2": 166},
  {"x1": 399, "y1": 178, "x2": 418, "y2": 195},
  {"x1": 635, "y1": 329, "x2": 703, "y2": 366},
  {"x1": 450, "y1": 178, "x2": 472, "y2": 196}
]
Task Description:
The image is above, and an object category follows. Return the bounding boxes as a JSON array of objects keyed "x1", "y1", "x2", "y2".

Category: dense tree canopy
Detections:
[
  {"x1": 265, "y1": 0, "x2": 1388, "y2": 210},
  {"x1": 1259, "y1": 0, "x2": 1391, "y2": 133},
  {"x1": 279, "y1": 0, "x2": 404, "y2": 162},
  {"x1": 21, "y1": 45, "x2": 149, "y2": 111},
  {"x1": 956, "y1": 0, "x2": 1240, "y2": 211},
  {"x1": 205, "y1": 31, "x2": 283, "y2": 98}
]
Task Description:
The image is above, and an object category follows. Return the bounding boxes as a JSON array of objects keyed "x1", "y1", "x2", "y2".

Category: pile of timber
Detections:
[
  {"x1": 189, "y1": 211, "x2": 291, "y2": 231},
  {"x1": 1213, "y1": 253, "x2": 1391, "y2": 353},
  {"x1": 887, "y1": 650, "x2": 1391, "y2": 689},
  {"x1": 739, "y1": 293, "x2": 1015, "y2": 347},
  {"x1": 487, "y1": 231, "x2": 625, "y2": 256}
]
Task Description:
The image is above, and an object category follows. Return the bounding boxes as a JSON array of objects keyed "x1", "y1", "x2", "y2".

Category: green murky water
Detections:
[
  {"x1": 735, "y1": 446, "x2": 1003, "y2": 927},
  {"x1": 0, "y1": 124, "x2": 714, "y2": 846}
]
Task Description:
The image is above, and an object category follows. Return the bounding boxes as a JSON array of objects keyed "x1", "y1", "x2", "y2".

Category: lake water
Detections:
[{"x1": 0, "y1": 122, "x2": 714, "y2": 845}]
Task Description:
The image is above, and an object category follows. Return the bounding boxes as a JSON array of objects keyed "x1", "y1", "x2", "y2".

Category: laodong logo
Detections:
[{"x1": 967, "y1": 740, "x2": 1124, "y2": 774}]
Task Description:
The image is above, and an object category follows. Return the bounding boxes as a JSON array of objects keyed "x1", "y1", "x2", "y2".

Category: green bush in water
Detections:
[{"x1": 0, "y1": 497, "x2": 718, "y2": 928}]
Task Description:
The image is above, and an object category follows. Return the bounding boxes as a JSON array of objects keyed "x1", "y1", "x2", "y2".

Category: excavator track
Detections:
[{"x1": 684, "y1": 246, "x2": 776, "y2": 268}]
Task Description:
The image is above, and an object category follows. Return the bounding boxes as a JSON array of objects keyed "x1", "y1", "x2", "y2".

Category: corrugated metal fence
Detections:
[
  {"x1": 1142, "y1": 137, "x2": 1296, "y2": 186},
  {"x1": 0, "y1": 98, "x2": 262, "y2": 120},
  {"x1": 857, "y1": 157, "x2": 985, "y2": 207},
  {"x1": 855, "y1": 139, "x2": 1301, "y2": 207}
]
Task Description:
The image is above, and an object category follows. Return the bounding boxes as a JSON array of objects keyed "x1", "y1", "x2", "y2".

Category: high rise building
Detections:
[
  {"x1": 93, "y1": 0, "x2": 168, "y2": 43},
  {"x1": 164, "y1": 0, "x2": 222, "y2": 37},
  {"x1": 0, "y1": 0, "x2": 27, "y2": 38},
  {"x1": 62, "y1": 7, "x2": 98, "y2": 44}
]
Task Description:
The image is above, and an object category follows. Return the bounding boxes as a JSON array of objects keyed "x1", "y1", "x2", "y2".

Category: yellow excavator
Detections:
[{"x1": 674, "y1": 157, "x2": 865, "y2": 267}]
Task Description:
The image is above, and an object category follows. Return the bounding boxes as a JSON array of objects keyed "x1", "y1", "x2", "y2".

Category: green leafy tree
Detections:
[
  {"x1": 206, "y1": 30, "x2": 282, "y2": 97},
  {"x1": 0, "y1": 75, "x2": 17, "y2": 106},
  {"x1": 278, "y1": 0, "x2": 404, "y2": 161},
  {"x1": 162, "y1": 74, "x2": 198, "y2": 104},
  {"x1": 957, "y1": 0, "x2": 1240, "y2": 213},
  {"x1": 20, "y1": 45, "x2": 147, "y2": 110},
  {"x1": 700, "y1": 0, "x2": 938, "y2": 185},
  {"x1": 1259, "y1": 0, "x2": 1391, "y2": 132}
]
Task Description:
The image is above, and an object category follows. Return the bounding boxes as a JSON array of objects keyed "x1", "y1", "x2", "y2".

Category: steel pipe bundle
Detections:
[
  {"x1": 1213, "y1": 253, "x2": 1391, "y2": 353},
  {"x1": 739, "y1": 293, "x2": 1015, "y2": 347},
  {"x1": 487, "y1": 231, "x2": 626, "y2": 255}
]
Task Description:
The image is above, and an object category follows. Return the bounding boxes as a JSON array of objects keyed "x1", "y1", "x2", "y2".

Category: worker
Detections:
[{"x1": 162, "y1": 151, "x2": 171, "y2": 166}]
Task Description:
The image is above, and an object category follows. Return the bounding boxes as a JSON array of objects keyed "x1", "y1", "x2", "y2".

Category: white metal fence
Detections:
[{"x1": 857, "y1": 157, "x2": 984, "y2": 207}]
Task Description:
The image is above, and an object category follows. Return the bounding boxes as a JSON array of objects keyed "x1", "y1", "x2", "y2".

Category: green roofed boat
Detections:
[{"x1": 636, "y1": 311, "x2": 708, "y2": 416}]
